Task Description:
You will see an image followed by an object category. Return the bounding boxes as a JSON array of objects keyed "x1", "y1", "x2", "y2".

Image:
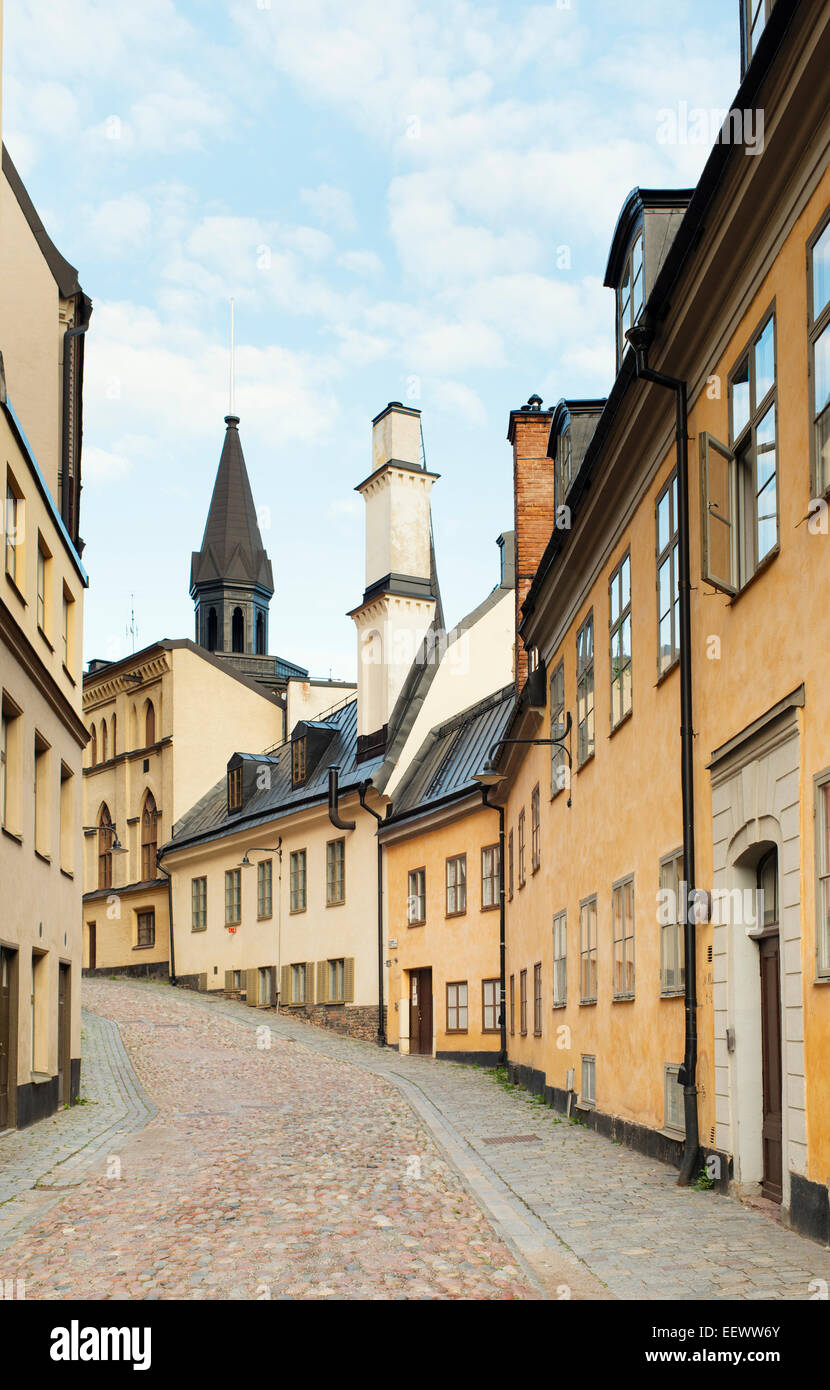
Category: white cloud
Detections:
[
  {"x1": 337, "y1": 249, "x2": 384, "y2": 277},
  {"x1": 86, "y1": 195, "x2": 153, "y2": 252},
  {"x1": 81, "y1": 445, "x2": 133, "y2": 484},
  {"x1": 300, "y1": 183, "x2": 357, "y2": 233},
  {"x1": 428, "y1": 379, "x2": 487, "y2": 426}
]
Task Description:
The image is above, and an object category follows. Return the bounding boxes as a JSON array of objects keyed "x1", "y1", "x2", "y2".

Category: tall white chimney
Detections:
[{"x1": 349, "y1": 402, "x2": 439, "y2": 756}]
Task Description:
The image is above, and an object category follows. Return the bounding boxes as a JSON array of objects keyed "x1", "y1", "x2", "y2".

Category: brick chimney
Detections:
[{"x1": 507, "y1": 395, "x2": 554, "y2": 689}]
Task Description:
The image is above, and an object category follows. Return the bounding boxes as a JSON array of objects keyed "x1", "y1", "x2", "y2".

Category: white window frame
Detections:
[
  {"x1": 552, "y1": 910, "x2": 567, "y2": 1006},
  {"x1": 446, "y1": 980, "x2": 468, "y2": 1033},
  {"x1": 408, "y1": 866, "x2": 426, "y2": 924},
  {"x1": 481, "y1": 845, "x2": 500, "y2": 910},
  {"x1": 656, "y1": 471, "x2": 679, "y2": 675},
  {"x1": 808, "y1": 208, "x2": 830, "y2": 498},
  {"x1": 609, "y1": 552, "x2": 632, "y2": 728},
  {"x1": 663, "y1": 1063, "x2": 685, "y2": 1136},
  {"x1": 257, "y1": 858, "x2": 273, "y2": 919},
  {"x1": 579, "y1": 896, "x2": 598, "y2": 1004},
  {"x1": 191, "y1": 876, "x2": 207, "y2": 931},
  {"x1": 576, "y1": 613, "x2": 594, "y2": 765},
  {"x1": 290, "y1": 848, "x2": 307, "y2": 913},
  {"x1": 549, "y1": 659, "x2": 567, "y2": 797},
  {"x1": 617, "y1": 230, "x2": 644, "y2": 367},
  {"x1": 580, "y1": 1054, "x2": 596, "y2": 1108},
  {"x1": 445, "y1": 853, "x2": 467, "y2": 916},
  {"x1": 612, "y1": 876, "x2": 635, "y2": 1000},
  {"x1": 660, "y1": 850, "x2": 686, "y2": 996},
  {"x1": 815, "y1": 772, "x2": 830, "y2": 979}
]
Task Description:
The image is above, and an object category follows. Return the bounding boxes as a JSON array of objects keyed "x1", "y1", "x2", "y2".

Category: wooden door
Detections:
[
  {"x1": 409, "y1": 969, "x2": 433, "y2": 1056},
  {"x1": 58, "y1": 964, "x2": 70, "y2": 1107},
  {"x1": 0, "y1": 949, "x2": 12, "y2": 1130},
  {"x1": 759, "y1": 934, "x2": 783, "y2": 1203},
  {"x1": 88, "y1": 922, "x2": 96, "y2": 971}
]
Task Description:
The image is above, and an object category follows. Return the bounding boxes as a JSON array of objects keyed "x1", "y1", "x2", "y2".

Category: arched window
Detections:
[
  {"x1": 256, "y1": 610, "x2": 265, "y2": 655},
  {"x1": 232, "y1": 607, "x2": 244, "y2": 653},
  {"x1": 111, "y1": 714, "x2": 117, "y2": 757},
  {"x1": 141, "y1": 791, "x2": 158, "y2": 880},
  {"x1": 207, "y1": 607, "x2": 218, "y2": 652},
  {"x1": 98, "y1": 804, "x2": 113, "y2": 890},
  {"x1": 90, "y1": 725, "x2": 97, "y2": 767},
  {"x1": 145, "y1": 700, "x2": 155, "y2": 747},
  {"x1": 100, "y1": 719, "x2": 108, "y2": 764}
]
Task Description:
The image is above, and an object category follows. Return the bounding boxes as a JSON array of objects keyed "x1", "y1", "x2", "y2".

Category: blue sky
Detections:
[{"x1": 3, "y1": 0, "x2": 740, "y2": 679}]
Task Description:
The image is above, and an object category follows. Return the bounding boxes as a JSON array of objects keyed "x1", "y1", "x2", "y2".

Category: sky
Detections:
[{"x1": 2, "y1": 0, "x2": 741, "y2": 680}]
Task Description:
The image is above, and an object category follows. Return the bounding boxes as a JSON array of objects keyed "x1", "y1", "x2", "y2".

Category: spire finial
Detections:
[{"x1": 229, "y1": 297, "x2": 236, "y2": 418}]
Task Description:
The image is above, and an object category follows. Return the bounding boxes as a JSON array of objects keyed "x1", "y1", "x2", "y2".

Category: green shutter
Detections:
[
  {"x1": 344, "y1": 957, "x2": 355, "y2": 1003},
  {"x1": 280, "y1": 964, "x2": 290, "y2": 1005},
  {"x1": 246, "y1": 968, "x2": 258, "y2": 1006},
  {"x1": 317, "y1": 960, "x2": 327, "y2": 1004},
  {"x1": 306, "y1": 962, "x2": 315, "y2": 1004}
]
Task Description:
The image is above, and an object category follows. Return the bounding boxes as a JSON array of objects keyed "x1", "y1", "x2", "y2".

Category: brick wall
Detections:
[
  {"x1": 508, "y1": 402, "x2": 554, "y2": 689},
  {"x1": 280, "y1": 1002, "x2": 387, "y2": 1043}
]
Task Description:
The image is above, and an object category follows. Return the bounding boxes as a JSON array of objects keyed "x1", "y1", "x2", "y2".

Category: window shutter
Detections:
[
  {"x1": 317, "y1": 959, "x2": 327, "y2": 1004},
  {"x1": 224, "y1": 969, "x2": 234, "y2": 992},
  {"x1": 344, "y1": 957, "x2": 355, "y2": 1003},
  {"x1": 246, "y1": 968, "x2": 258, "y2": 1005},
  {"x1": 306, "y1": 963, "x2": 315, "y2": 1004},
  {"x1": 280, "y1": 965, "x2": 290, "y2": 1004},
  {"x1": 700, "y1": 432, "x2": 738, "y2": 595},
  {"x1": 197, "y1": 972, "x2": 207, "y2": 993}
]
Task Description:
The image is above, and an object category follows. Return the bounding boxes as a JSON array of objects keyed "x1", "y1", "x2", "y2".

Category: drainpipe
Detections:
[
  {"x1": 61, "y1": 295, "x2": 92, "y2": 544},
  {"x1": 156, "y1": 853, "x2": 176, "y2": 985},
  {"x1": 358, "y1": 782, "x2": 386, "y2": 1048},
  {"x1": 482, "y1": 789, "x2": 507, "y2": 1066},
  {"x1": 626, "y1": 323, "x2": 699, "y2": 1187}
]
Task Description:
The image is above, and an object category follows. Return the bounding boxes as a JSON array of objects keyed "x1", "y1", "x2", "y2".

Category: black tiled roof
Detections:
[
  {"x1": 162, "y1": 697, "x2": 383, "y2": 855},
  {"x1": 190, "y1": 417, "x2": 274, "y2": 594}
]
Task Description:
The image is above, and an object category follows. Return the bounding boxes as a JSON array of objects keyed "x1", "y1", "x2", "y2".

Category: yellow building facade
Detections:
[
  {"x1": 1, "y1": 4, "x2": 91, "y2": 1127},
  {"x1": 498, "y1": 0, "x2": 830, "y2": 1244},
  {"x1": 81, "y1": 639, "x2": 285, "y2": 976}
]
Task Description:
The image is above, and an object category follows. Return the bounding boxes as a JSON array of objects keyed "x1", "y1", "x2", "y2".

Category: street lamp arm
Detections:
[{"x1": 476, "y1": 713, "x2": 574, "y2": 806}]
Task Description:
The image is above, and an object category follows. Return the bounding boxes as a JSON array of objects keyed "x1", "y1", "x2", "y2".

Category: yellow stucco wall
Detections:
[
  {"x1": 384, "y1": 802, "x2": 502, "y2": 1058},
  {"x1": 505, "y1": 165, "x2": 830, "y2": 1200}
]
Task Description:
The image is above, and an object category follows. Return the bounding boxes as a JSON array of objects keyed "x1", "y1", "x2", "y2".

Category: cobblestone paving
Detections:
[
  {"x1": 0, "y1": 980, "x2": 533, "y2": 1301},
  {"x1": 4, "y1": 977, "x2": 830, "y2": 1301}
]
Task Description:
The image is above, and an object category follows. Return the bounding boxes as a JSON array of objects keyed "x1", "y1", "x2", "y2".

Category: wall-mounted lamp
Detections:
[{"x1": 473, "y1": 713, "x2": 574, "y2": 807}]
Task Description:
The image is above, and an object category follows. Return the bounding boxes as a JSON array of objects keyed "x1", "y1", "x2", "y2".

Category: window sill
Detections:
[
  {"x1": 481, "y1": 1028, "x2": 500, "y2": 1035},
  {"x1": 660, "y1": 988, "x2": 685, "y2": 999},
  {"x1": 225, "y1": 922, "x2": 241, "y2": 929},
  {"x1": 132, "y1": 944, "x2": 156, "y2": 951},
  {"x1": 656, "y1": 656, "x2": 680, "y2": 689},
  {"x1": 576, "y1": 1099, "x2": 596, "y2": 1111},
  {"x1": 256, "y1": 914, "x2": 273, "y2": 922},
  {"x1": 326, "y1": 900, "x2": 346, "y2": 909},
  {"x1": 660, "y1": 1127, "x2": 685, "y2": 1142},
  {"x1": 533, "y1": 1029, "x2": 542, "y2": 1037},
  {"x1": 34, "y1": 850, "x2": 51, "y2": 865},
  {"x1": 579, "y1": 998, "x2": 597, "y2": 1007},
  {"x1": 191, "y1": 926, "x2": 207, "y2": 933},
  {"x1": 445, "y1": 910, "x2": 467, "y2": 920},
  {"x1": 446, "y1": 1030, "x2": 468, "y2": 1036},
  {"x1": 481, "y1": 903, "x2": 499, "y2": 913},
  {"x1": 407, "y1": 920, "x2": 425, "y2": 929},
  {"x1": 811, "y1": 976, "x2": 830, "y2": 985},
  {"x1": 62, "y1": 663, "x2": 76, "y2": 687},
  {"x1": 5, "y1": 572, "x2": 26, "y2": 607},
  {"x1": 38, "y1": 625, "x2": 54, "y2": 653},
  {"x1": 1, "y1": 825, "x2": 23, "y2": 845},
  {"x1": 552, "y1": 1000, "x2": 568, "y2": 1010},
  {"x1": 612, "y1": 992, "x2": 635, "y2": 1003},
  {"x1": 726, "y1": 545, "x2": 780, "y2": 606},
  {"x1": 289, "y1": 907, "x2": 307, "y2": 916},
  {"x1": 609, "y1": 708, "x2": 633, "y2": 739},
  {"x1": 577, "y1": 751, "x2": 595, "y2": 772},
  {"x1": 60, "y1": 867, "x2": 74, "y2": 879},
  {"x1": 30, "y1": 1071, "x2": 53, "y2": 1086},
  {"x1": 531, "y1": 862, "x2": 540, "y2": 876}
]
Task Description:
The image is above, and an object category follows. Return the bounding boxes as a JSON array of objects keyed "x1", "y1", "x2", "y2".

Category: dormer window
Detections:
[
  {"x1": 741, "y1": 0, "x2": 775, "y2": 76},
  {"x1": 617, "y1": 231, "x2": 644, "y2": 366},
  {"x1": 228, "y1": 765, "x2": 242, "y2": 813},
  {"x1": 555, "y1": 419, "x2": 573, "y2": 508},
  {"x1": 291, "y1": 736, "x2": 307, "y2": 788}
]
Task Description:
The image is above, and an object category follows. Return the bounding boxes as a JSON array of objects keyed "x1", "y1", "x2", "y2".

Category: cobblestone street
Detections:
[{"x1": 1, "y1": 977, "x2": 830, "y2": 1301}]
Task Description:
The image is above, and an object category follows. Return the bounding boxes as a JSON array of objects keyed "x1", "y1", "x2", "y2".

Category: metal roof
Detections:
[{"x1": 387, "y1": 685, "x2": 515, "y2": 821}]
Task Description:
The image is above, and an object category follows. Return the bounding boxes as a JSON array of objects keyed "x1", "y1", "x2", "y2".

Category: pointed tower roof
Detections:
[{"x1": 190, "y1": 416, "x2": 274, "y2": 595}]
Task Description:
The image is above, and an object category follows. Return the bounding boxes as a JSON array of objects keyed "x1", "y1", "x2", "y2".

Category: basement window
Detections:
[
  {"x1": 664, "y1": 1064, "x2": 685, "y2": 1136},
  {"x1": 580, "y1": 1054, "x2": 596, "y2": 1109}
]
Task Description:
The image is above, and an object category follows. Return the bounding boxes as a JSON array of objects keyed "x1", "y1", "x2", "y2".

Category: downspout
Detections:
[
  {"x1": 627, "y1": 324, "x2": 699, "y2": 1186},
  {"x1": 358, "y1": 782, "x2": 386, "y2": 1049},
  {"x1": 482, "y1": 788, "x2": 507, "y2": 1065},
  {"x1": 61, "y1": 294, "x2": 92, "y2": 544},
  {"x1": 156, "y1": 852, "x2": 176, "y2": 986}
]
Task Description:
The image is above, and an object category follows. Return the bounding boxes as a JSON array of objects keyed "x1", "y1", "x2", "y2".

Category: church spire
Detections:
[{"x1": 190, "y1": 410, "x2": 274, "y2": 657}]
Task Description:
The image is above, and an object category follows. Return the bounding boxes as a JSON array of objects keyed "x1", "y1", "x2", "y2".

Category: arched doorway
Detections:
[
  {"x1": 207, "y1": 607, "x2": 218, "y2": 652},
  {"x1": 232, "y1": 607, "x2": 244, "y2": 653}
]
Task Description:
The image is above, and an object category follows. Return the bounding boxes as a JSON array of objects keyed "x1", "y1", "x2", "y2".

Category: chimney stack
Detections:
[
  {"x1": 507, "y1": 395, "x2": 554, "y2": 689},
  {"x1": 349, "y1": 402, "x2": 440, "y2": 759}
]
